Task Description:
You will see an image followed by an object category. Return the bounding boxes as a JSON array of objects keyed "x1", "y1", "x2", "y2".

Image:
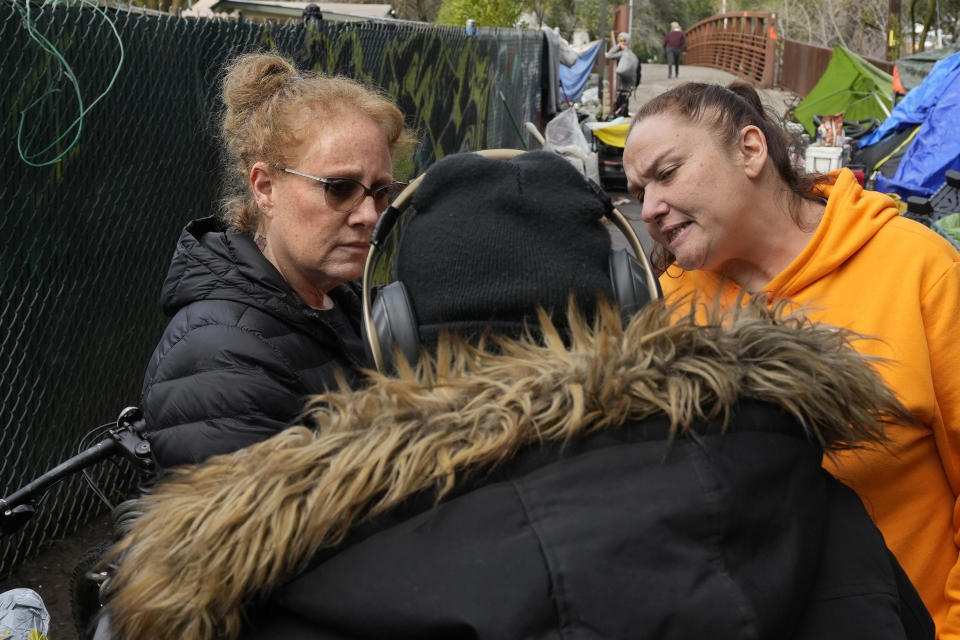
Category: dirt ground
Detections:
[{"x1": 0, "y1": 513, "x2": 112, "y2": 639}]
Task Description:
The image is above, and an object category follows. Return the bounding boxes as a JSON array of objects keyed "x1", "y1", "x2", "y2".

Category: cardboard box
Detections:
[{"x1": 804, "y1": 144, "x2": 843, "y2": 173}]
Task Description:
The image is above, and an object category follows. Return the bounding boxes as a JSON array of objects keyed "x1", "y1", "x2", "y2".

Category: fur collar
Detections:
[{"x1": 104, "y1": 299, "x2": 909, "y2": 640}]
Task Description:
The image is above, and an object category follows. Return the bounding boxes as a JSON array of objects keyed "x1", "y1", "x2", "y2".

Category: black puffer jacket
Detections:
[
  {"x1": 141, "y1": 217, "x2": 367, "y2": 469},
  {"x1": 108, "y1": 302, "x2": 933, "y2": 640},
  {"x1": 242, "y1": 407, "x2": 929, "y2": 640}
]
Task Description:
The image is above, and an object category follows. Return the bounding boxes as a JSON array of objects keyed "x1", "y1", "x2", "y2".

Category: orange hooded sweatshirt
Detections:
[{"x1": 661, "y1": 169, "x2": 960, "y2": 637}]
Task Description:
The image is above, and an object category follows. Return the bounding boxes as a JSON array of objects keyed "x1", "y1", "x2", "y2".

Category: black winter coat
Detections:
[
  {"x1": 141, "y1": 217, "x2": 367, "y2": 469},
  {"x1": 106, "y1": 302, "x2": 933, "y2": 640},
  {"x1": 238, "y1": 402, "x2": 930, "y2": 640}
]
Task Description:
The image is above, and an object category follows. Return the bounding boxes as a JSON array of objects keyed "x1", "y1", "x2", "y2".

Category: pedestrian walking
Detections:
[{"x1": 663, "y1": 21, "x2": 687, "y2": 78}]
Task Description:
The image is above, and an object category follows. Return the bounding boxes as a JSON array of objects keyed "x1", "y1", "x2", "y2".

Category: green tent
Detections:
[{"x1": 792, "y1": 45, "x2": 894, "y2": 137}]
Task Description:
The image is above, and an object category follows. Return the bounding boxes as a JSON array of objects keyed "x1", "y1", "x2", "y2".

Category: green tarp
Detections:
[
  {"x1": 896, "y1": 45, "x2": 960, "y2": 93},
  {"x1": 937, "y1": 212, "x2": 960, "y2": 246},
  {"x1": 792, "y1": 45, "x2": 894, "y2": 136}
]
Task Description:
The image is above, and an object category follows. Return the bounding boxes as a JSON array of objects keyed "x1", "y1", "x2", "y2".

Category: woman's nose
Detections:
[
  {"x1": 640, "y1": 190, "x2": 667, "y2": 224},
  {"x1": 350, "y1": 194, "x2": 381, "y2": 226}
]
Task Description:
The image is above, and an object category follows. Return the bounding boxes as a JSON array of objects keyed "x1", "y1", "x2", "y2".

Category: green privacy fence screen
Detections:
[{"x1": 0, "y1": 0, "x2": 543, "y2": 576}]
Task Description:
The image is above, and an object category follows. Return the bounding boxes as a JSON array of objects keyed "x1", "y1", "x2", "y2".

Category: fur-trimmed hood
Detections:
[{"x1": 104, "y1": 299, "x2": 910, "y2": 640}]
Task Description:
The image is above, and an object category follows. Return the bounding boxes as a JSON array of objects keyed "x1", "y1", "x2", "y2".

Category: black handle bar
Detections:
[{"x1": 0, "y1": 407, "x2": 153, "y2": 536}]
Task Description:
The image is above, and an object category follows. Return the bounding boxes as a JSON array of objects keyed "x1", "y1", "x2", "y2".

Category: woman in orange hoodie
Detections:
[{"x1": 623, "y1": 81, "x2": 960, "y2": 638}]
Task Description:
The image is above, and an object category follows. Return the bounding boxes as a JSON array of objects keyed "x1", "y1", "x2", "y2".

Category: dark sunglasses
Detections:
[{"x1": 283, "y1": 168, "x2": 407, "y2": 214}]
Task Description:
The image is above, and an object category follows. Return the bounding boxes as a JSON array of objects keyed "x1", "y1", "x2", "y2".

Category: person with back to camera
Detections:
[
  {"x1": 101, "y1": 149, "x2": 932, "y2": 640},
  {"x1": 663, "y1": 21, "x2": 686, "y2": 78},
  {"x1": 140, "y1": 52, "x2": 412, "y2": 470},
  {"x1": 605, "y1": 32, "x2": 640, "y2": 116},
  {"x1": 623, "y1": 81, "x2": 960, "y2": 637}
]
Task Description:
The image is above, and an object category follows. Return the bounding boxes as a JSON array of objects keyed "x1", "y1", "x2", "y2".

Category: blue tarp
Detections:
[
  {"x1": 858, "y1": 51, "x2": 960, "y2": 198},
  {"x1": 559, "y1": 41, "x2": 602, "y2": 103}
]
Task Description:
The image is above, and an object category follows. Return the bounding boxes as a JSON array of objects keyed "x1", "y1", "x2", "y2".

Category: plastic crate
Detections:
[
  {"x1": 804, "y1": 144, "x2": 844, "y2": 173},
  {"x1": 905, "y1": 170, "x2": 960, "y2": 250},
  {"x1": 906, "y1": 169, "x2": 960, "y2": 223},
  {"x1": 929, "y1": 169, "x2": 960, "y2": 215}
]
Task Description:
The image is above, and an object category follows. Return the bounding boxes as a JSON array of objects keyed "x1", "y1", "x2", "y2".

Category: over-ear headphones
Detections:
[{"x1": 361, "y1": 149, "x2": 661, "y2": 373}]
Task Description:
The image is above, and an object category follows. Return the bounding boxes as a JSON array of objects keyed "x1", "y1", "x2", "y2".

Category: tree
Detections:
[
  {"x1": 538, "y1": 0, "x2": 577, "y2": 34},
  {"x1": 522, "y1": 0, "x2": 553, "y2": 28},
  {"x1": 393, "y1": 0, "x2": 445, "y2": 21},
  {"x1": 916, "y1": 0, "x2": 938, "y2": 51},
  {"x1": 911, "y1": 0, "x2": 959, "y2": 49},
  {"x1": 778, "y1": 0, "x2": 891, "y2": 59},
  {"x1": 648, "y1": 0, "x2": 714, "y2": 32},
  {"x1": 572, "y1": 0, "x2": 617, "y2": 39},
  {"x1": 627, "y1": 0, "x2": 714, "y2": 62},
  {"x1": 435, "y1": 0, "x2": 527, "y2": 27}
]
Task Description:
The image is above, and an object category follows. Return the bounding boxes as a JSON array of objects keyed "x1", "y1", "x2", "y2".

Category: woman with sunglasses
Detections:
[{"x1": 141, "y1": 53, "x2": 412, "y2": 470}]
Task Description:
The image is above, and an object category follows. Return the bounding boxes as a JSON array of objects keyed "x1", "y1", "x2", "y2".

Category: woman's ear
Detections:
[
  {"x1": 739, "y1": 125, "x2": 768, "y2": 179},
  {"x1": 250, "y1": 162, "x2": 276, "y2": 218}
]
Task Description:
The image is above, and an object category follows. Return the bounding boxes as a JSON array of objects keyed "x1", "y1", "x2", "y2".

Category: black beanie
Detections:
[{"x1": 396, "y1": 150, "x2": 614, "y2": 344}]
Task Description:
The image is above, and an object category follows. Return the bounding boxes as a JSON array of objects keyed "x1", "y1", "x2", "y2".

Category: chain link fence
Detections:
[{"x1": 0, "y1": 0, "x2": 543, "y2": 577}]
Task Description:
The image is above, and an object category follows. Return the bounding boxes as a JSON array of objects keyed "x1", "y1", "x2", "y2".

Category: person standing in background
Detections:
[
  {"x1": 663, "y1": 21, "x2": 687, "y2": 78},
  {"x1": 605, "y1": 32, "x2": 640, "y2": 117}
]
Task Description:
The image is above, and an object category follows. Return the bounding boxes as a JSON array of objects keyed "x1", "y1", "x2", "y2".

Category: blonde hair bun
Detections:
[{"x1": 222, "y1": 53, "x2": 298, "y2": 127}]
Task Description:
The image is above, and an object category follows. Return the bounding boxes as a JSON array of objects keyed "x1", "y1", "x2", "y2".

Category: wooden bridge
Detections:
[{"x1": 655, "y1": 11, "x2": 893, "y2": 97}]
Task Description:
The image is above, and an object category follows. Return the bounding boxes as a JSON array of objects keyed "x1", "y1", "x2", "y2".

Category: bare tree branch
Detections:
[{"x1": 918, "y1": 0, "x2": 937, "y2": 50}]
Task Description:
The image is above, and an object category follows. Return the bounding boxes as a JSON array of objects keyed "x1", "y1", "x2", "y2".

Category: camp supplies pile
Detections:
[
  {"x1": 791, "y1": 46, "x2": 893, "y2": 139},
  {"x1": 853, "y1": 51, "x2": 960, "y2": 200}
]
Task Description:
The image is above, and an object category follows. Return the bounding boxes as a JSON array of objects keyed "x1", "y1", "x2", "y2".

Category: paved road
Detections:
[
  {"x1": 631, "y1": 63, "x2": 797, "y2": 117},
  {"x1": 604, "y1": 63, "x2": 798, "y2": 258}
]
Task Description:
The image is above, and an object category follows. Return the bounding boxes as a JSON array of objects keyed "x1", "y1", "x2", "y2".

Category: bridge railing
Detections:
[
  {"x1": 684, "y1": 12, "x2": 778, "y2": 88},
  {"x1": 684, "y1": 12, "x2": 895, "y2": 96},
  {"x1": 779, "y1": 39, "x2": 894, "y2": 96}
]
